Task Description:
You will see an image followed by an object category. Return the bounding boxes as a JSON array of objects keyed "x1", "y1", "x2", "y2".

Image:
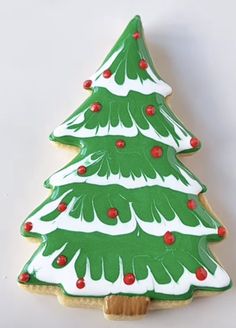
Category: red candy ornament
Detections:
[
  {"x1": 139, "y1": 59, "x2": 148, "y2": 70},
  {"x1": 124, "y1": 273, "x2": 135, "y2": 285},
  {"x1": 196, "y1": 267, "x2": 207, "y2": 281},
  {"x1": 218, "y1": 226, "x2": 226, "y2": 238},
  {"x1": 146, "y1": 105, "x2": 155, "y2": 116},
  {"x1": 190, "y1": 137, "x2": 200, "y2": 148},
  {"x1": 151, "y1": 146, "x2": 163, "y2": 158},
  {"x1": 163, "y1": 231, "x2": 175, "y2": 245},
  {"x1": 116, "y1": 140, "x2": 126, "y2": 148},
  {"x1": 77, "y1": 165, "x2": 87, "y2": 175},
  {"x1": 57, "y1": 202, "x2": 67, "y2": 212},
  {"x1": 83, "y1": 80, "x2": 92, "y2": 89},
  {"x1": 107, "y1": 208, "x2": 118, "y2": 219},
  {"x1": 24, "y1": 222, "x2": 33, "y2": 232},
  {"x1": 18, "y1": 272, "x2": 30, "y2": 283},
  {"x1": 56, "y1": 255, "x2": 67, "y2": 267},
  {"x1": 91, "y1": 102, "x2": 102, "y2": 112},
  {"x1": 76, "y1": 278, "x2": 85, "y2": 289},
  {"x1": 103, "y1": 69, "x2": 112, "y2": 78},
  {"x1": 133, "y1": 32, "x2": 140, "y2": 39},
  {"x1": 187, "y1": 199, "x2": 197, "y2": 210}
]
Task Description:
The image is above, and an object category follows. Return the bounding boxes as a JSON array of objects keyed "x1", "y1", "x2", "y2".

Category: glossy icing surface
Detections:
[
  {"x1": 19, "y1": 15, "x2": 231, "y2": 300},
  {"x1": 52, "y1": 89, "x2": 197, "y2": 153}
]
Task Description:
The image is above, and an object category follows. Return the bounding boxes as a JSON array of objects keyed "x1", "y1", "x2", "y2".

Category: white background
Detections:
[{"x1": 1, "y1": 0, "x2": 235, "y2": 327}]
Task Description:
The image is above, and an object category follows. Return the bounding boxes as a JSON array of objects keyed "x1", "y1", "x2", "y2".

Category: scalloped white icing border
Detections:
[
  {"x1": 52, "y1": 105, "x2": 193, "y2": 153},
  {"x1": 27, "y1": 243, "x2": 230, "y2": 296},
  {"x1": 90, "y1": 46, "x2": 172, "y2": 97},
  {"x1": 48, "y1": 153, "x2": 202, "y2": 194},
  {"x1": 26, "y1": 190, "x2": 217, "y2": 236}
]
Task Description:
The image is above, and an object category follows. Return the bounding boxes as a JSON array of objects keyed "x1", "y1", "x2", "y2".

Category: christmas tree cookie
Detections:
[{"x1": 18, "y1": 15, "x2": 231, "y2": 320}]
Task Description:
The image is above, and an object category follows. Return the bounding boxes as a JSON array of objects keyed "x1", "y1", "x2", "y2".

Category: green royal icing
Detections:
[{"x1": 19, "y1": 15, "x2": 231, "y2": 301}]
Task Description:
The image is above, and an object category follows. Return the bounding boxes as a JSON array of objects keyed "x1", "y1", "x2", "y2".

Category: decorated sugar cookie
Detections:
[{"x1": 18, "y1": 15, "x2": 231, "y2": 320}]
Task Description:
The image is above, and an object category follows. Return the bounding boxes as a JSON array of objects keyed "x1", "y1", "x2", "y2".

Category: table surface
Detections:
[{"x1": 1, "y1": 0, "x2": 235, "y2": 327}]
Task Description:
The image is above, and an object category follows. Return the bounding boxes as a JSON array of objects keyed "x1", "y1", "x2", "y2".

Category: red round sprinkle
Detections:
[
  {"x1": 76, "y1": 278, "x2": 85, "y2": 289},
  {"x1": 103, "y1": 69, "x2": 112, "y2": 78},
  {"x1": 116, "y1": 140, "x2": 126, "y2": 148},
  {"x1": 124, "y1": 273, "x2": 135, "y2": 285},
  {"x1": 56, "y1": 255, "x2": 67, "y2": 267},
  {"x1": 163, "y1": 231, "x2": 175, "y2": 245},
  {"x1": 146, "y1": 105, "x2": 156, "y2": 116},
  {"x1": 187, "y1": 199, "x2": 197, "y2": 210},
  {"x1": 107, "y1": 208, "x2": 118, "y2": 219},
  {"x1": 190, "y1": 137, "x2": 200, "y2": 148},
  {"x1": 83, "y1": 80, "x2": 92, "y2": 89},
  {"x1": 133, "y1": 32, "x2": 141, "y2": 39},
  {"x1": 57, "y1": 202, "x2": 67, "y2": 212},
  {"x1": 218, "y1": 226, "x2": 226, "y2": 238},
  {"x1": 24, "y1": 222, "x2": 33, "y2": 232},
  {"x1": 151, "y1": 146, "x2": 163, "y2": 158},
  {"x1": 139, "y1": 59, "x2": 148, "y2": 70},
  {"x1": 91, "y1": 102, "x2": 102, "y2": 112},
  {"x1": 77, "y1": 165, "x2": 87, "y2": 175},
  {"x1": 195, "y1": 267, "x2": 207, "y2": 281},
  {"x1": 18, "y1": 272, "x2": 30, "y2": 283}
]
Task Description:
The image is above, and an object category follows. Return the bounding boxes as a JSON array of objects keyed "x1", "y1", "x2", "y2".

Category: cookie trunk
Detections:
[{"x1": 103, "y1": 295, "x2": 150, "y2": 319}]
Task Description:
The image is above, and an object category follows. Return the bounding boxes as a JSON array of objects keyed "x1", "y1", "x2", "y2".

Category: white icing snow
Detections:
[
  {"x1": 90, "y1": 46, "x2": 172, "y2": 98},
  {"x1": 27, "y1": 195, "x2": 217, "y2": 236},
  {"x1": 52, "y1": 106, "x2": 192, "y2": 153},
  {"x1": 24, "y1": 26, "x2": 231, "y2": 300},
  {"x1": 48, "y1": 153, "x2": 202, "y2": 195},
  {"x1": 27, "y1": 243, "x2": 231, "y2": 297}
]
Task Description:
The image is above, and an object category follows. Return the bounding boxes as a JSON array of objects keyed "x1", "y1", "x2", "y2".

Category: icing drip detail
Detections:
[
  {"x1": 90, "y1": 46, "x2": 172, "y2": 98},
  {"x1": 25, "y1": 194, "x2": 218, "y2": 236},
  {"x1": 27, "y1": 244, "x2": 231, "y2": 297},
  {"x1": 48, "y1": 153, "x2": 202, "y2": 194},
  {"x1": 52, "y1": 105, "x2": 192, "y2": 153}
]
